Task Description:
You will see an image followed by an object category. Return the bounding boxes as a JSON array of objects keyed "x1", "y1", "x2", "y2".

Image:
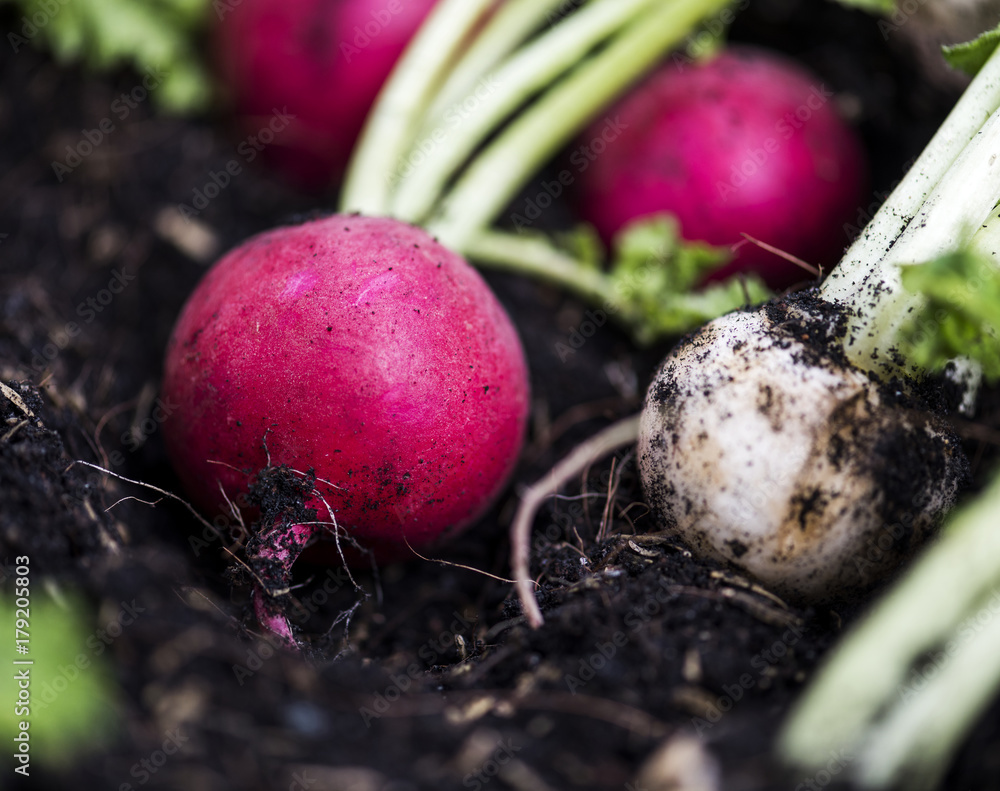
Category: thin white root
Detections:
[
  {"x1": 70, "y1": 460, "x2": 223, "y2": 538},
  {"x1": 511, "y1": 414, "x2": 641, "y2": 629}
]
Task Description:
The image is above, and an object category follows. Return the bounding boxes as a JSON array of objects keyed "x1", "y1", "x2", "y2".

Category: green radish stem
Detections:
[
  {"x1": 390, "y1": 0, "x2": 665, "y2": 223},
  {"x1": 340, "y1": 0, "x2": 496, "y2": 214},
  {"x1": 340, "y1": 0, "x2": 742, "y2": 345},
  {"x1": 463, "y1": 228, "x2": 633, "y2": 316},
  {"x1": 968, "y1": 201, "x2": 1000, "y2": 259},
  {"x1": 819, "y1": 44, "x2": 1000, "y2": 371},
  {"x1": 420, "y1": 0, "x2": 572, "y2": 132},
  {"x1": 856, "y1": 600, "x2": 1000, "y2": 790},
  {"x1": 821, "y1": 45, "x2": 1000, "y2": 302},
  {"x1": 778, "y1": 468, "x2": 1000, "y2": 788},
  {"x1": 425, "y1": 0, "x2": 731, "y2": 252},
  {"x1": 822, "y1": 107, "x2": 1000, "y2": 377}
]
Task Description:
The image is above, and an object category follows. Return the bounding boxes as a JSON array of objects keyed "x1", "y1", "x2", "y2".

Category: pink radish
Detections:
[
  {"x1": 162, "y1": 214, "x2": 530, "y2": 645},
  {"x1": 214, "y1": 0, "x2": 438, "y2": 190},
  {"x1": 573, "y1": 46, "x2": 868, "y2": 288}
]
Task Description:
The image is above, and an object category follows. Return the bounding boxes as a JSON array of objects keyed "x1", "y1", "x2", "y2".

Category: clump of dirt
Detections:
[{"x1": 0, "y1": 379, "x2": 122, "y2": 572}]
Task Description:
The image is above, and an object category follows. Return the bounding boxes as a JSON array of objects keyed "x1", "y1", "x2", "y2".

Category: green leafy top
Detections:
[
  {"x1": 466, "y1": 215, "x2": 771, "y2": 347},
  {"x1": 606, "y1": 215, "x2": 771, "y2": 344},
  {"x1": 943, "y1": 25, "x2": 1000, "y2": 76},
  {"x1": 3, "y1": 0, "x2": 212, "y2": 112},
  {"x1": 898, "y1": 248, "x2": 1000, "y2": 380}
]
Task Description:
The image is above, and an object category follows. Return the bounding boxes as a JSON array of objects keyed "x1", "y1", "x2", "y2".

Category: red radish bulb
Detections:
[
  {"x1": 573, "y1": 46, "x2": 868, "y2": 288},
  {"x1": 214, "y1": 0, "x2": 438, "y2": 190},
  {"x1": 162, "y1": 215, "x2": 530, "y2": 642}
]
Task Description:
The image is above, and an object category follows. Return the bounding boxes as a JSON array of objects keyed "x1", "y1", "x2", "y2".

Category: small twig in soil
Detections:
[
  {"x1": 594, "y1": 533, "x2": 688, "y2": 570},
  {"x1": 510, "y1": 414, "x2": 641, "y2": 629},
  {"x1": 709, "y1": 569, "x2": 793, "y2": 611},
  {"x1": 1, "y1": 419, "x2": 28, "y2": 443},
  {"x1": 597, "y1": 450, "x2": 632, "y2": 544},
  {"x1": 402, "y1": 537, "x2": 519, "y2": 585},
  {"x1": 615, "y1": 500, "x2": 650, "y2": 532},
  {"x1": 0, "y1": 380, "x2": 38, "y2": 421},
  {"x1": 217, "y1": 481, "x2": 247, "y2": 543},
  {"x1": 105, "y1": 495, "x2": 165, "y2": 510},
  {"x1": 70, "y1": 460, "x2": 225, "y2": 540},
  {"x1": 735, "y1": 232, "x2": 820, "y2": 277}
]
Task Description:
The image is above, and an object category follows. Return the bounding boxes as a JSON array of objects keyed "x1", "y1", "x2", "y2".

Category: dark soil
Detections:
[{"x1": 2, "y1": 2, "x2": 1000, "y2": 790}]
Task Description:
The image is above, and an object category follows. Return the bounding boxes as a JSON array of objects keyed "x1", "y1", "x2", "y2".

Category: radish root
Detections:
[{"x1": 510, "y1": 414, "x2": 640, "y2": 628}]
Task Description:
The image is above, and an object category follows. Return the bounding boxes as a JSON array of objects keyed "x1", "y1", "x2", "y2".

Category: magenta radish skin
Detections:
[
  {"x1": 214, "y1": 0, "x2": 437, "y2": 190},
  {"x1": 161, "y1": 214, "x2": 530, "y2": 562},
  {"x1": 573, "y1": 47, "x2": 868, "y2": 288}
]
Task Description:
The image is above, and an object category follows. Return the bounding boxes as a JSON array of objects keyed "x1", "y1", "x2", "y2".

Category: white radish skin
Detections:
[{"x1": 638, "y1": 294, "x2": 968, "y2": 602}]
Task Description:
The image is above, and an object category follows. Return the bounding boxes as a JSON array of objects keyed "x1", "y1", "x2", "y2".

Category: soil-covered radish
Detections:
[
  {"x1": 638, "y1": 292, "x2": 968, "y2": 603},
  {"x1": 635, "y1": 43, "x2": 1000, "y2": 605},
  {"x1": 161, "y1": 214, "x2": 530, "y2": 568},
  {"x1": 214, "y1": 0, "x2": 437, "y2": 190},
  {"x1": 572, "y1": 46, "x2": 868, "y2": 287}
]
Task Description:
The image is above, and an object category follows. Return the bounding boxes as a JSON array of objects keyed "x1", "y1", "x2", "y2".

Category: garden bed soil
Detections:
[{"x1": 2, "y1": 2, "x2": 1000, "y2": 790}]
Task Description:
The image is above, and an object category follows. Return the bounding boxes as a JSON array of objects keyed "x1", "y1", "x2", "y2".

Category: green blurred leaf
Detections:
[
  {"x1": 612, "y1": 214, "x2": 728, "y2": 292},
  {"x1": 1, "y1": 589, "x2": 120, "y2": 768},
  {"x1": 555, "y1": 223, "x2": 606, "y2": 271},
  {"x1": 943, "y1": 25, "x2": 1000, "y2": 76},
  {"x1": 606, "y1": 214, "x2": 771, "y2": 344},
  {"x1": 7, "y1": 0, "x2": 212, "y2": 113},
  {"x1": 898, "y1": 249, "x2": 1000, "y2": 380}
]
